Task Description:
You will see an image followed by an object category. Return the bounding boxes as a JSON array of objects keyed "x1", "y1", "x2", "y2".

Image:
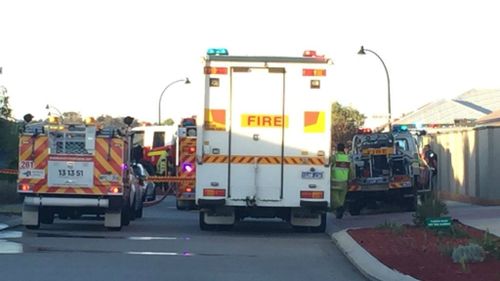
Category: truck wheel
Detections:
[
  {"x1": 348, "y1": 203, "x2": 363, "y2": 216},
  {"x1": 107, "y1": 226, "x2": 122, "y2": 231},
  {"x1": 129, "y1": 198, "x2": 137, "y2": 221},
  {"x1": 176, "y1": 200, "x2": 187, "y2": 210},
  {"x1": 199, "y1": 211, "x2": 215, "y2": 231},
  {"x1": 135, "y1": 198, "x2": 144, "y2": 218},
  {"x1": 26, "y1": 224, "x2": 40, "y2": 230},
  {"x1": 122, "y1": 205, "x2": 130, "y2": 226},
  {"x1": 40, "y1": 209, "x2": 54, "y2": 224},
  {"x1": 401, "y1": 196, "x2": 416, "y2": 212}
]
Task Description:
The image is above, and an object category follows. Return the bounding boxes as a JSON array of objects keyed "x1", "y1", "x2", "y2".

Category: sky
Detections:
[{"x1": 1, "y1": 0, "x2": 500, "y2": 128}]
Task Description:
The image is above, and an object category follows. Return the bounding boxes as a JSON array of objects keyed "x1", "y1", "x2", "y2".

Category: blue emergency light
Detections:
[
  {"x1": 182, "y1": 162, "x2": 194, "y2": 173},
  {"x1": 207, "y1": 48, "x2": 229, "y2": 56},
  {"x1": 392, "y1": 125, "x2": 408, "y2": 133}
]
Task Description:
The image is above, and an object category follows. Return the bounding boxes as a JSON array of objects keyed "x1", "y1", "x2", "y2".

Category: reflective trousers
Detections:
[{"x1": 331, "y1": 181, "x2": 348, "y2": 210}]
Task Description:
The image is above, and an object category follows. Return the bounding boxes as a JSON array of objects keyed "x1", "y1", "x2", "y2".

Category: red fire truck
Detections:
[{"x1": 175, "y1": 117, "x2": 197, "y2": 210}]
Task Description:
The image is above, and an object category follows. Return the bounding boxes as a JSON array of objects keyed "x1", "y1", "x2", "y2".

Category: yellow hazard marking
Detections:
[
  {"x1": 241, "y1": 114, "x2": 288, "y2": 128},
  {"x1": 202, "y1": 155, "x2": 325, "y2": 165}
]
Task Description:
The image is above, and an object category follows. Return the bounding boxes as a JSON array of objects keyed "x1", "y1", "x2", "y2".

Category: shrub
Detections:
[
  {"x1": 437, "y1": 242, "x2": 454, "y2": 257},
  {"x1": 434, "y1": 223, "x2": 471, "y2": 239},
  {"x1": 412, "y1": 195, "x2": 448, "y2": 226},
  {"x1": 452, "y1": 243, "x2": 485, "y2": 263},
  {"x1": 473, "y1": 230, "x2": 500, "y2": 260},
  {"x1": 376, "y1": 221, "x2": 405, "y2": 235}
]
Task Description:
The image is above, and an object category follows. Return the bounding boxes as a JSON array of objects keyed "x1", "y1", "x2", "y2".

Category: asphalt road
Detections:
[{"x1": 0, "y1": 197, "x2": 367, "y2": 281}]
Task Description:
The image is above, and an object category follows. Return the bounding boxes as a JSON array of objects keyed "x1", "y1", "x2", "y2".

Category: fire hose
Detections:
[{"x1": 142, "y1": 176, "x2": 194, "y2": 208}]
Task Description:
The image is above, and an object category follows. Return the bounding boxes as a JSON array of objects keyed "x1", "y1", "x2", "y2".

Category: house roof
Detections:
[
  {"x1": 475, "y1": 109, "x2": 500, "y2": 126},
  {"x1": 394, "y1": 89, "x2": 500, "y2": 125}
]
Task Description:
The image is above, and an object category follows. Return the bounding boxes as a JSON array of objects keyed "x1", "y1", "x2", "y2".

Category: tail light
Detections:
[
  {"x1": 109, "y1": 186, "x2": 121, "y2": 194},
  {"x1": 186, "y1": 187, "x2": 193, "y2": 193},
  {"x1": 204, "y1": 67, "x2": 228, "y2": 75},
  {"x1": 203, "y1": 188, "x2": 226, "y2": 197},
  {"x1": 300, "y1": 191, "x2": 324, "y2": 199},
  {"x1": 19, "y1": 183, "x2": 32, "y2": 192},
  {"x1": 302, "y1": 69, "x2": 326, "y2": 76}
]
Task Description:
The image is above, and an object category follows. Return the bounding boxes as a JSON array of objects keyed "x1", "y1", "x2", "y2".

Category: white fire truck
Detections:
[
  {"x1": 195, "y1": 49, "x2": 333, "y2": 232},
  {"x1": 18, "y1": 115, "x2": 144, "y2": 230}
]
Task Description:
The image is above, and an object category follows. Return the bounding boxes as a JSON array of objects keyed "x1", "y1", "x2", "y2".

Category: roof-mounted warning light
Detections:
[
  {"x1": 303, "y1": 50, "x2": 325, "y2": 58},
  {"x1": 357, "y1": 128, "x2": 372, "y2": 134},
  {"x1": 392, "y1": 125, "x2": 409, "y2": 133},
  {"x1": 207, "y1": 48, "x2": 229, "y2": 56}
]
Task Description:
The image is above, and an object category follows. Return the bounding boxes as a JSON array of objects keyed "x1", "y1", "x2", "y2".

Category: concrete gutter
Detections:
[{"x1": 332, "y1": 229, "x2": 419, "y2": 281}]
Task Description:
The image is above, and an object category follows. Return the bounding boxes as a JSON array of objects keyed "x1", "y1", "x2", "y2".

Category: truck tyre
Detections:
[
  {"x1": 135, "y1": 198, "x2": 144, "y2": 218},
  {"x1": 107, "y1": 225, "x2": 122, "y2": 231},
  {"x1": 40, "y1": 209, "x2": 54, "y2": 224},
  {"x1": 348, "y1": 202, "x2": 363, "y2": 216},
  {"x1": 176, "y1": 200, "x2": 187, "y2": 210},
  {"x1": 122, "y1": 205, "x2": 130, "y2": 226}
]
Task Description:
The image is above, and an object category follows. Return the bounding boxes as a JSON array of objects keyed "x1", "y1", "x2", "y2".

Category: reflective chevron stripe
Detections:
[{"x1": 202, "y1": 155, "x2": 326, "y2": 165}]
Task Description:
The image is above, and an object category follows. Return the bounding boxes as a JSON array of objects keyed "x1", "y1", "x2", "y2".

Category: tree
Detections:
[
  {"x1": 96, "y1": 114, "x2": 140, "y2": 128},
  {"x1": 0, "y1": 86, "x2": 12, "y2": 119},
  {"x1": 331, "y1": 102, "x2": 366, "y2": 149},
  {"x1": 62, "y1": 111, "x2": 82, "y2": 123},
  {"x1": 164, "y1": 118, "x2": 175, "y2": 126}
]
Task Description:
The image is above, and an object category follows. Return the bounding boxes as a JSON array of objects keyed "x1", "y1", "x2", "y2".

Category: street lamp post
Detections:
[
  {"x1": 45, "y1": 104, "x2": 63, "y2": 117},
  {"x1": 158, "y1": 78, "x2": 190, "y2": 125},
  {"x1": 358, "y1": 46, "x2": 392, "y2": 130}
]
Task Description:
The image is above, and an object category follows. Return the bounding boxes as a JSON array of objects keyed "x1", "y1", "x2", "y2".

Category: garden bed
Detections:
[{"x1": 348, "y1": 221, "x2": 500, "y2": 281}]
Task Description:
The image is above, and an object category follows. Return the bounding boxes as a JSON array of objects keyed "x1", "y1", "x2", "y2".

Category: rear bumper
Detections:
[
  {"x1": 300, "y1": 200, "x2": 328, "y2": 210},
  {"x1": 198, "y1": 198, "x2": 226, "y2": 208},
  {"x1": 24, "y1": 196, "x2": 110, "y2": 208}
]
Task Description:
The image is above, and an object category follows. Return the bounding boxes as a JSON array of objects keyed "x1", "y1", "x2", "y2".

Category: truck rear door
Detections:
[{"x1": 229, "y1": 67, "x2": 285, "y2": 201}]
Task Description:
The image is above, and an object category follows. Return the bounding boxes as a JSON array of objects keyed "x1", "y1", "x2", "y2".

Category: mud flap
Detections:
[
  {"x1": 290, "y1": 208, "x2": 321, "y2": 227},
  {"x1": 104, "y1": 210, "x2": 122, "y2": 228},
  {"x1": 22, "y1": 204, "x2": 39, "y2": 227},
  {"x1": 202, "y1": 207, "x2": 235, "y2": 225}
]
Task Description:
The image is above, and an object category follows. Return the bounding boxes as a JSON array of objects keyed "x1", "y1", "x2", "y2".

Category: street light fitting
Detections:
[
  {"x1": 357, "y1": 46, "x2": 366, "y2": 55},
  {"x1": 158, "y1": 77, "x2": 191, "y2": 125},
  {"x1": 46, "y1": 104, "x2": 63, "y2": 118},
  {"x1": 357, "y1": 46, "x2": 392, "y2": 130}
]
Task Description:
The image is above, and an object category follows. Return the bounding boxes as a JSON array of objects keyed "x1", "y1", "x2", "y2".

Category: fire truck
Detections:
[
  {"x1": 175, "y1": 117, "x2": 197, "y2": 210},
  {"x1": 130, "y1": 120, "x2": 197, "y2": 209},
  {"x1": 347, "y1": 127, "x2": 431, "y2": 215},
  {"x1": 195, "y1": 49, "x2": 333, "y2": 232},
  {"x1": 131, "y1": 125, "x2": 177, "y2": 177},
  {"x1": 17, "y1": 114, "x2": 144, "y2": 230}
]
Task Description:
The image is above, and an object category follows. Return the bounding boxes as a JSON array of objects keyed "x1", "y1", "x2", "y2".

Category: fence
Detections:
[{"x1": 424, "y1": 125, "x2": 500, "y2": 205}]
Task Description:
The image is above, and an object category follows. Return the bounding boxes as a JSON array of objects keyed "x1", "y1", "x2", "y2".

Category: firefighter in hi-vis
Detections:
[{"x1": 331, "y1": 143, "x2": 351, "y2": 219}]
